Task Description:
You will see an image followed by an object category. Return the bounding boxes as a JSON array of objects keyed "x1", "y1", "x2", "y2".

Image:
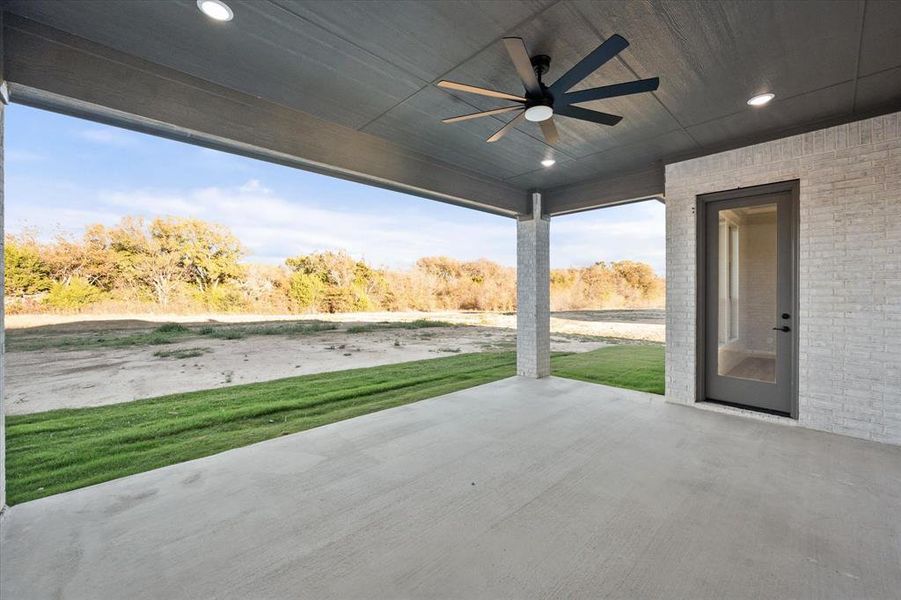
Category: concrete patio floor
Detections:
[{"x1": 2, "y1": 377, "x2": 899, "y2": 599}]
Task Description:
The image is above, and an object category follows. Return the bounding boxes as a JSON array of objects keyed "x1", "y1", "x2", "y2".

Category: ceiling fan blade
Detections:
[
  {"x1": 539, "y1": 118, "x2": 559, "y2": 145},
  {"x1": 502, "y1": 37, "x2": 542, "y2": 96},
  {"x1": 549, "y1": 34, "x2": 629, "y2": 95},
  {"x1": 554, "y1": 104, "x2": 623, "y2": 126},
  {"x1": 487, "y1": 111, "x2": 526, "y2": 143},
  {"x1": 437, "y1": 80, "x2": 526, "y2": 102},
  {"x1": 561, "y1": 77, "x2": 659, "y2": 105},
  {"x1": 442, "y1": 106, "x2": 523, "y2": 124}
]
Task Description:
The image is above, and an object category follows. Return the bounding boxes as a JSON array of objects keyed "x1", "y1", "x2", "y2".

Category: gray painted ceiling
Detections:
[{"x1": 6, "y1": 0, "x2": 901, "y2": 193}]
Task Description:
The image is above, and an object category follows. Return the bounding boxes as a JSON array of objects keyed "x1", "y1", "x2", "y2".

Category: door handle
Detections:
[{"x1": 772, "y1": 326, "x2": 791, "y2": 332}]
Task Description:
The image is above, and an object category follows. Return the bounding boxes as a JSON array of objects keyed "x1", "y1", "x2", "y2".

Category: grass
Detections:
[
  {"x1": 345, "y1": 325, "x2": 377, "y2": 334},
  {"x1": 200, "y1": 321, "x2": 340, "y2": 339},
  {"x1": 154, "y1": 322, "x2": 190, "y2": 334},
  {"x1": 5, "y1": 344, "x2": 664, "y2": 505},
  {"x1": 7, "y1": 326, "x2": 190, "y2": 352},
  {"x1": 152, "y1": 347, "x2": 212, "y2": 359},
  {"x1": 7, "y1": 320, "x2": 455, "y2": 352},
  {"x1": 207, "y1": 329, "x2": 246, "y2": 340},
  {"x1": 345, "y1": 319, "x2": 453, "y2": 334},
  {"x1": 552, "y1": 344, "x2": 665, "y2": 395}
]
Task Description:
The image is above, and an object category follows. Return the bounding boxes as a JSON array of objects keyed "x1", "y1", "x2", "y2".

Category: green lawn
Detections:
[
  {"x1": 5, "y1": 344, "x2": 664, "y2": 505},
  {"x1": 552, "y1": 344, "x2": 665, "y2": 395}
]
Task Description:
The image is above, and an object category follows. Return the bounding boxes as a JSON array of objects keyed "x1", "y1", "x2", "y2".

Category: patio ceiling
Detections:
[{"x1": 3, "y1": 0, "x2": 901, "y2": 215}]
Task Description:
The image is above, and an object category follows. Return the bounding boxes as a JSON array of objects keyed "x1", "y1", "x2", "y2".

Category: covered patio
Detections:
[
  {"x1": 1, "y1": 1, "x2": 900, "y2": 598},
  {"x1": 4, "y1": 377, "x2": 900, "y2": 599}
]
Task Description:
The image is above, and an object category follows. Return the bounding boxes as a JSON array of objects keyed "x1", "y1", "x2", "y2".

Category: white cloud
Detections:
[
  {"x1": 239, "y1": 179, "x2": 270, "y2": 193},
  {"x1": 191, "y1": 147, "x2": 254, "y2": 173},
  {"x1": 6, "y1": 150, "x2": 44, "y2": 162},
  {"x1": 101, "y1": 190, "x2": 203, "y2": 216},
  {"x1": 77, "y1": 127, "x2": 141, "y2": 147},
  {"x1": 12, "y1": 179, "x2": 513, "y2": 268},
  {"x1": 6, "y1": 206, "x2": 126, "y2": 239},
  {"x1": 6, "y1": 177, "x2": 664, "y2": 273},
  {"x1": 552, "y1": 202, "x2": 666, "y2": 274},
  {"x1": 180, "y1": 183, "x2": 515, "y2": 268}
]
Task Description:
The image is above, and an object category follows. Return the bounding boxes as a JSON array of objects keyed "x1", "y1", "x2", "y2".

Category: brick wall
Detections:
[
  {"x1": 516, "y1": 194, "x2": 550, "y2": 378},
  {"x1": 665, "y1": 112, "x2": 901, "y2": 444}
]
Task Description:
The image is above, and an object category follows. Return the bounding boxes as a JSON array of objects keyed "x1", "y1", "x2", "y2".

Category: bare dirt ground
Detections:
[
  {"x1": 8, "y1": 309, "x2": 665, "y2": 341},
  {"x1": 4, "y1": 310, "x2": 664, "y2": 415}
]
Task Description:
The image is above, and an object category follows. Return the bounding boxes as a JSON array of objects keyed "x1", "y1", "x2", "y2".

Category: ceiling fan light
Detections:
[
  {"x1": 747, "y1": 92, "x2": 775, "y2": 106},
  {"x1": 541, "y1": 159, "x2": 556, "y2": 167},
  {"x1": 524, "y1": 105, "x2": 554, "y2": 122},
  {"x1": 197, "y1": 0, "x2": 233, "y2": 21}
]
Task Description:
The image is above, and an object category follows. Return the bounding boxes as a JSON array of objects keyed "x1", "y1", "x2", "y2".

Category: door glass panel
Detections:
[{"x1": 716, "y1": 203, "x2": 777, "y2": 383}]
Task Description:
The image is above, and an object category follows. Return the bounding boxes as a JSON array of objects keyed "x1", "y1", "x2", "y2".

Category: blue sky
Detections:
[{"x1": 5, "y1": 104, "x2": 664, "y2": 273}]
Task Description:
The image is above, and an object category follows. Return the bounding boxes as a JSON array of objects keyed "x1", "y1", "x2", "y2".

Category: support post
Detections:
[
  {"x1": 516, "y1": 192, "x2": 550, "y2": 378},
  {"x1": 1, "y1": 13, "x2": 7, "y2": 514}
]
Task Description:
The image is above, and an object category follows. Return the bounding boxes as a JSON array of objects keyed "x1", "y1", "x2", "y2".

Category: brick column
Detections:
[{"x1": 516, "y1": 192, "x2": 550, "y2": 378}]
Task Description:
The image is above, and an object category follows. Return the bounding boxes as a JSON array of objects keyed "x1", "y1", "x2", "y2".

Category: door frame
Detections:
[{"x1": 695, "y1": 180, "x2": 800, "y2": 419}]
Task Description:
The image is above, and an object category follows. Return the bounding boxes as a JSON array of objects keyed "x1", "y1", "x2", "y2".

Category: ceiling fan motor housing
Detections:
[
  {"x1": 525, "y1": 54, "x2": 554, "y2": 121},
  {"x1": 528, "y1": 55, "x2": 554, "y2": 109},
  {"x1": 530, "y1": 54, "x2": 552, "y2": 79}
]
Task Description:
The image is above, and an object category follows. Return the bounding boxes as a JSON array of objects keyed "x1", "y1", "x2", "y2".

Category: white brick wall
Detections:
[
  {"x1": 516, "y1": 194, "x2": 550, "y2": 378},
  {"x1": 666, "y1": 111, "x2": 901, "y2": 444}
]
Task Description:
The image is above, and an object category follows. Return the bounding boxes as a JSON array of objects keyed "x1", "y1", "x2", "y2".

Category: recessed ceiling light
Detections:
[
  {"x1": 197, "y1": 0, "x2": 233, "y2": 21},
  {"x1": 541, "y1": 159, "x2": 556, "y2": 167},
  {"x1": 525, "y1": 105, "x2": 554, "y2": 122},
  {"x1": 747, "y1": 93, "x2": 775, "y2": 106}
]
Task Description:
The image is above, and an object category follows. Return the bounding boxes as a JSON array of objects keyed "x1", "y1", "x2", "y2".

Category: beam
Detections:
[
  {"x1": 542, "y1": 165, "x2": 665, "y2": 216},
  {"x1": 2, "y1": 15, "x2": 527, "y2": 217}
]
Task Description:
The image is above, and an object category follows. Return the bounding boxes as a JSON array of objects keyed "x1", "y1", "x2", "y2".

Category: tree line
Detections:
[{"x1": 5, "y1": 216, "x2": 664, "y2": 314}]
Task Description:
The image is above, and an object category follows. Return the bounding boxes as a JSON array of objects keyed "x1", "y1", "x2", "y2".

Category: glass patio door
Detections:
[{"x1": 704, "y1": 190, "x2": 794, "y2": 415}]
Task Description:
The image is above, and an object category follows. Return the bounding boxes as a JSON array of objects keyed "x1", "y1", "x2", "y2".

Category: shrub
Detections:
[
  {"x1": 199, "y1": 284, "x2": 247, "y2": 313},
  {"x1": 287, "y1": 271, "x2": 323, "y2": 311},
  {"x1": 5, "y1": 236, "x2": 52, "y2": 295},
  {"x1": 42, "y1": 277, "x2": 104, "y2": 310},
  {"x1": 322, "y1": 286, "x2": 371, "y2": 313},
  {"x1": 285, "y1": 250, "x2": 385, "y2": 312},
  {"x1": 9, "y1": 215, "x2": 665, "y2": 315}
]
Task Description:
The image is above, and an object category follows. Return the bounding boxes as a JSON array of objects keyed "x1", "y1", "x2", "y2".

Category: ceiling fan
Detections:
[{"x1": 437, "y1": 35, "x2": 659, "y2": 144}]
